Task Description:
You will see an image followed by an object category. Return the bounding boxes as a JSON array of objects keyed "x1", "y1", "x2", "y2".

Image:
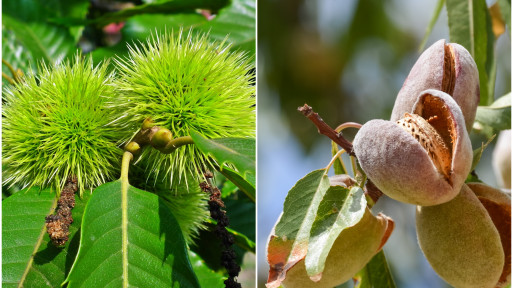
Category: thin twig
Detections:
[
  {"x1": 335, "y1": 122, "x2": 362, "y2": 132},
  {"x1": 299, "y1": 104, "x2": 386, "y2": 205},
  {"x1": 2, "y1": 72, "x2": 15, "y2": 85},
  {"x1": 364, "y1": 179, "x2": 384, "y2": 208},
  {"x1": 159, "y1": 136, "x2": 194, "y2": 154},
  {"x1": 2, "y1": 59, "x2": 17, "y2": 81},
  {"x1": 298, "y1": 104, "x2": 355, "y2": 156}
]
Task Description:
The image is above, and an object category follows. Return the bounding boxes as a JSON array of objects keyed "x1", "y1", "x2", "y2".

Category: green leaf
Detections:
[
  {"x1": 90, "y1": 0, "x2": 255, "y2": 65},
  {"x1": 64, "y1": 180, "x2": 200, "y2": 287},
  {"x1": 419, "y1": 0, "x2": 445, "y2": 52},
  {"x1": 191, "y1": 225, "x2": 251, "y2": 271},
  {"x1": 498, "y1": 0, "x2": 511, "y2": 30},
  {"x1": 2, "y1": 27, "x2": 33, "y2": 85},
  {"x1": 198, "y1": 0, "x2": 256, "y2": 57},
  {"x1": 3, "y1": 0, "x2": 89, "y2": 23},
  {"x1": 475, "y1": 93, "x2": 511, "y2": 133},
  {"x1": 3, "y1": 187, "x2": 56, "y2": 287},
  {"x1": 354, "y1": 250, "x2": 397, "y2": 288},
  {"x1": 3, "y1": 14, "x2": 76, "y2": 68},
  {"x1": 203, "y1": 220, "x2": 256, "y2": 253},
  {"x1": 465, "y1": 171, "x2": 483, "y2": 183},
  {"x1": 52, "y1": 0, "x2": 229, "y2": 27},
  {"x1": 191, "y1": 132, "x2": 255, "y2": 177},
  {"x1": 267, "y1": 169, "x2": 330, "y2": 288},
  {"x1": 305, "y1": 186, "x2": 366, "y2": 277},
  {"x1": 446, "y1": 0, "x2": 495, "y2": 105},
  {"x1": 3, "y1": 188, "x2": 90, "y2": 287},
  {"x1": 219, "y1": 166, "x2": 255, "y2": 202},
  {"x1": 331, "y1": 142, "x2": 347, "y2": 175},
  {"x1": 218, "y1": 175, "x2": 239, "y2": 198},
  {"x1": 225, "y1": 190, "x2": 255, "y2": 241},
  {"x1": 471, "y1": 135, "x2": 496, "y2": 172},
  {"x1": 3, "y1": 0, "x2": 89, "y2": 44},
  {"x1": 90, "y1": 14, "x2": 207, "y2": 66},
  {"x1": 189, "y1": 251, "x2": 225, "y2": 287},
  {"x1": 191, "y1": 190, "x2": 255, "y2": 270}
]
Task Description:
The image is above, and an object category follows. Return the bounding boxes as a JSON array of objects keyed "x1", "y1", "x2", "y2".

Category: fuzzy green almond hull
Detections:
[
  {"x1": 280, "y1": 209, "x2": 393, "y2": 288},
  {"x1": 416, "y1": 184, "x2": 506, "y2": 288},
  {"x1": 354, "y1": 90, "x2": 472, "y2": 206},
  {"x1": 466, "y1": 182, "x2": 511, "y2": 288}
]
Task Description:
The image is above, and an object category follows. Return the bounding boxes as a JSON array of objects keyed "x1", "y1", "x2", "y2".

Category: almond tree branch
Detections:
[
  {"x1": 364, "y1": 179, "x2": 384, "y2": 207},
  {"x1": 298, "y1": 104, "x2": 386, "y2": 205},
  {"x1": 298, "y1": 104, "x2": 355, "y2": 156}
]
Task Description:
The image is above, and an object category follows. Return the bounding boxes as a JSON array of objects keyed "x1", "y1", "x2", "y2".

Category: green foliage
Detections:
[
  {"x1": 475, "y1": 93, "x2": 512, "y2": 135},
  {"x1": 268, "y1": 168, "x2": 396, "y2": 288},
  {"x1": 2, "y1": 56, "x2": 127, "y2": 194},
  {"x1": 470, "y1": 135, "x2": 496, "y2": 173},
  {"x1": 354, "y1": 251, "x2": 397, "y2": 288},
  {"x1": 90, "y1": 0, "x2": 256, "y2": 65},
  {"x1": 51, "y1": 0, "x2": 229, "y2": 27},
  {"x1": 2, "y1": 0, "x2": 89, "y2": 75},
  {"x1": 192, "y1": 133, "x2": 256, "y2": 201},
  {"x1": 219, "y1": 166, "x2": 256, "y2": 202},
  {"x1": 2, "y1": 15, "x2": 76, "y2": 74},
  {"x1": 192, "y1": 189, "x2": 255, "y2": 270},
  {"x1": 3, "y1": 188, "x2": 56, "y2": 287},
  {"x1": 2, "y1": 28, "x2": 33, "y2": 84},
  {"x1": 418, "y1": 0, "x2": 445, "y2": 52},
  {"x1": 115, "y1": 31, "x2": 255, "y2": 187},
  {"x1": 189, "y1": 251, "x2": 226, "y2": 287},
  {"x1": 331, "y1": 143, "x2": 347, "y2": 175},
  {"x1": 198, "y1": 0, "x2": 257, "y2": 56},
  {"x1": 64, "y1": 180, "x2": 200, "y2": 287},
  {"x1": 2, "y1": 187, "x2": 90, "y2": 287},
  {"x1": 446, "y1": 0, "x2": 495, "y2": 105},
  {"x1": 497, "y1": 0, "x2": 511, "y2": 29},
  {"x1": 275, "y1": 170, "x2": 329, "y2": 241},
  {"x1": 305, "y1": 186, "x2": 366, "y2": 277},
  {"x1": 267, "y1": 170, "x2": 330, "y2": 287},
  {"x1": 191, "y1": 133, "x2": 256, "y2": 176}
]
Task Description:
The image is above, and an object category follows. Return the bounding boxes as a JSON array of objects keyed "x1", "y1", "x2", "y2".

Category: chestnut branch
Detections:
[{"x1": 124, "y1": 117, "x2": 194, "y2": 156}]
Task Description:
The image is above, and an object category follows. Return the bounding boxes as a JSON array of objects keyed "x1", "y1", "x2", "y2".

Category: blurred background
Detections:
[{"x1": 257, "y1": 0, "x2": 511, "y2": 287}]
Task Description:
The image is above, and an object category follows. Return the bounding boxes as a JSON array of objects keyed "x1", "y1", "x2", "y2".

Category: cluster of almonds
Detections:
[
  {"x1": 353, "y1": 39, "x2": 511, "y2": 288},
  {"x1": 273, "y1": 40, "x2": 510, "y2": 288}
]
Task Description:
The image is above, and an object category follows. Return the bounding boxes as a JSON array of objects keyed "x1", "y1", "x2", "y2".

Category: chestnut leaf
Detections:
[
  {"x1": 191, "y1": 132, "x2": 255, "y2": 201},
  {"x1": 64, "y1": 181, "x2": 200, "y2": 287},
  {"x1": 2, "y1": 187, "x2": 89, "y2": 287}
]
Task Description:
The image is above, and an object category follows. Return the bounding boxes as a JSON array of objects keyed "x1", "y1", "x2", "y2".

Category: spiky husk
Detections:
[
  {"x1": 161, "y1": 192, "x2": 209, "y2": 244},
  {"x1": 2, "y1": 55, "x2": 127, "y2": 195},
  {"x1": 138, "y1": 170, "x2": 209, "y2": 244},
  {"x1": 115, "y1": 29, "x2": 255, "y2": 188}
]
